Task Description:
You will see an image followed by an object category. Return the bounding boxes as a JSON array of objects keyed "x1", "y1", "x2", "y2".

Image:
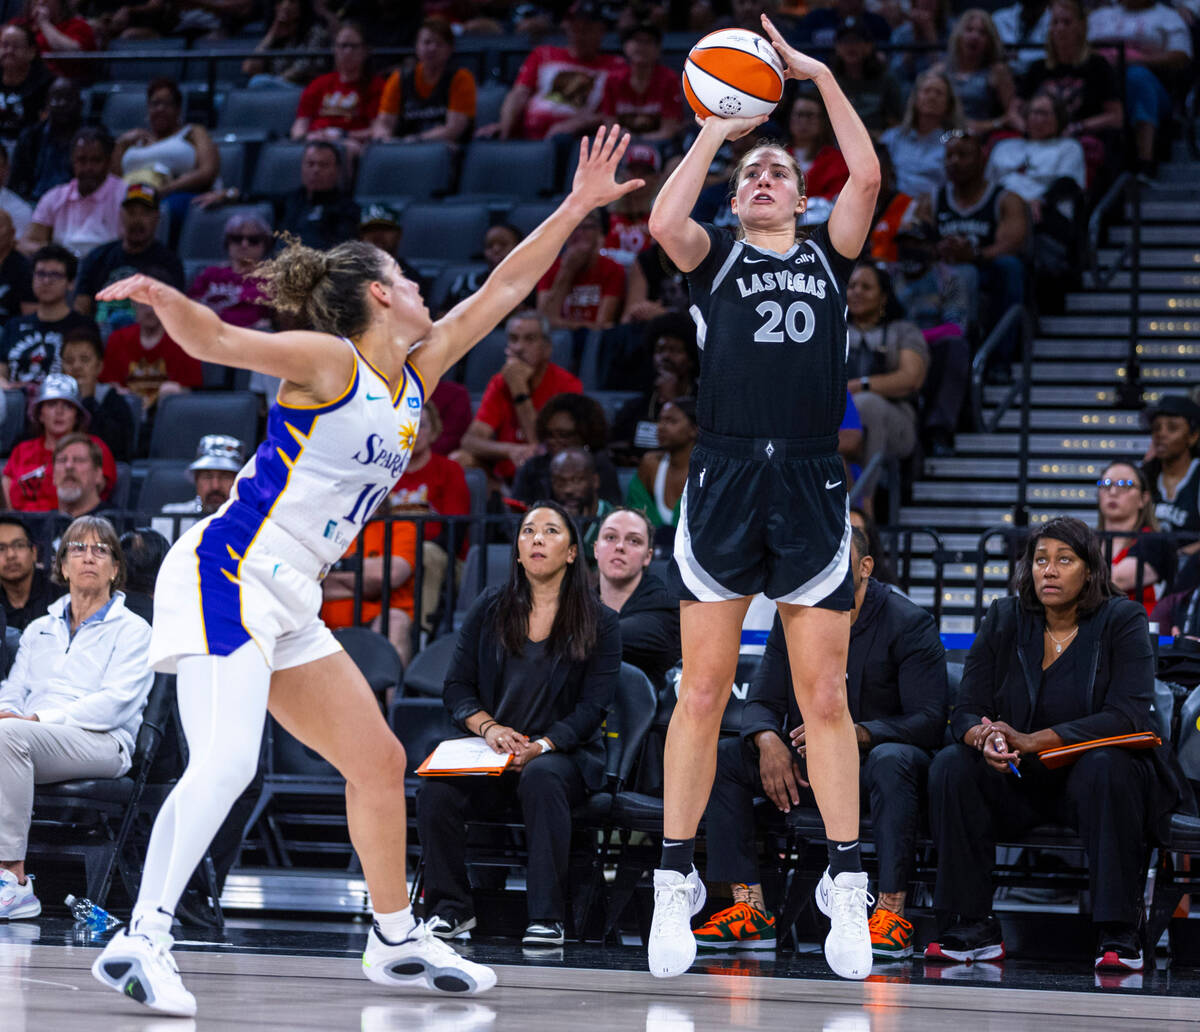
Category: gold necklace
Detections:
[{"x1": 1046, "y1": 625, "x2": 1079, "y2": 654}]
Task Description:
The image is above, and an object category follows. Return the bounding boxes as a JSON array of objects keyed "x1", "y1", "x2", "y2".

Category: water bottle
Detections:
[{"x1": 64, "y1": 894, "x2": 121, "y2": 933}]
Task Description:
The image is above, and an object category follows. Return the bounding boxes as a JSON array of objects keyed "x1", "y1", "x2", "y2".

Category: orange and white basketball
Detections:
[{"x1": 683, "y1": 28, "x2": 786, "y2": 120}]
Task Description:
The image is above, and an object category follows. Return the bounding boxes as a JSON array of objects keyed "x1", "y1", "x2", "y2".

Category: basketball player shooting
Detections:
[{"x1": 645, "y1": 14, "x2": 881, "y2": 980}]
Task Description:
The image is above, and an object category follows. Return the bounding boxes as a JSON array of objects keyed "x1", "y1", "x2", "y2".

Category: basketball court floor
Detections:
[{"x1": 5, "y1": 917, "x2": 1199, "y2": 1031}]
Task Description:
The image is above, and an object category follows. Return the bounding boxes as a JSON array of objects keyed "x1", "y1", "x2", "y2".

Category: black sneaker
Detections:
[
  {"x1": 425, "y1": 913, "x2": 476, "y2": 941},
  {"x1": 522, "y1": 921, "x2": 564, "y2": 946},
  {"x1": 924, "y1": 915, "x2": 1005, "y2": 962},
  {"x1": 1095, "y1": 924, "x2": 1143, "y2": 971}
]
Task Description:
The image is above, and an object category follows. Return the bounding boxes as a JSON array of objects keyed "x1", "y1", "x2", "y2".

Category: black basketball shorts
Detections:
[{"x1": 668, "y1": 430, "x2": 853, "y2": 610}]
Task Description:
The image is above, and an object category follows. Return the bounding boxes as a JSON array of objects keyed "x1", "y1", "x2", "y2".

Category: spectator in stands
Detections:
[
  {"x1": 173, "y1": 0, "x2": 258, "y2": 43},
  {"x1": 100, "y1": 300, "x2": 203, "y2": 437},
  {"x1": 832, "y1": 17, "x2": 904, "y2": 134},
  {"x1": 611, "y1": 313, "x2": 698, "y2": 459},
  {"x1": 602, "y1": 144, "x2": 661, "y2": 267},
  {"x1": 391, "y1": 402, "x2": 469, "y2": 631},
  {"x1": 371, "y1": 17, "x2": 475, "y2": 144},
  {"x1": 850, "y1": 505, "x2": 898, "y2": 585},
  {"x1": 513, "y1": 392, "x2": 622, "y2": 505},
  {"x1": 890, "y1": 222, "x2": 971, "y2": 456},
  {"x1": 695, "y1": 527, "x2": 946, "y2": 956},
  {"x1": 926, "y1": 516, "x2": 1174, "y2": 971},
  {"x1": 481, "y1": 0, "x2": 624, "y2": 140},
  {"x1": 321, "y1": 500, "x2": 418, "y2": 666},
  {"x1": 0, "y1": 515, "x2": 61, "y2": 629},
  {"x1": 917, "y1": 131, "x2": 1028, "y2": 380},
  {"x1": 161, "y1": 434, "x2": 245, "y2": 519},
  {"x1": 537, "y1": 208, "x2": 625, "y2": 330},
  {"x1": 867, "y1": 143, "x2": 915, "y2": 265},
  {"x1": 290, "y1": 20, "x2": 382, "y2": 161},
  {"x1": 117, "y1": 526, "x2": 167, "y2": 624},
  {"x1": 798, "y1": 0, "x2": 891, "y2": 48},
  {"x1": 1020, "y1": 0, "x2": 1122, "y2": 179},
  {"x1": 356, "y1": 203, "x2": 401, "y2": 260},
  {"x1": 889, "y1": 0, "x2": 954, "y2": 86},
  {"x1": 0, "y1": 514, "x2": 153, "y2": 923},
  {"x1": 13, "y1": 0, "x2": 97, "y2": 81},
  {"x1": 1144, "y1": 395, "x2": 1200, "y2": 553},
  {"x1": 419, "y1": 500, "x2": 619, "y2": 947},
  {"x1": 458, "y1": 309, "x2": 583, "y2": 482},
  {"x1": 594, "y1": 505, "x2": 680, "y2": 687},
  {"x1": 880, "y1": 70, "x2": 963, "y2": 200},
  {"x1": 1096, "y1": 459, "x2": 1174, "y2": 616},
  {"x1": 60, "y1": 324, "x2": 134, "y2": 463},
  {"x1": 785, "y1": 92, "x2": 849, "y2": 210},
  {"x1": 75, "y1": 183, "x2": 185, "y2": 340},
  {"x1": 10, "y1": 76, "x2": 80, "y2": 203},
  {"x1": 0, "y1": 24, "x2": 48, "y2": 147},
  {"x1": 599, "y1": 22, "x2": 684, "y2": 142},
  {"x1": 3, "y1": 374, "x2": 116, "y2": 511},
  {"x1": 113, "y1": 78, "x2": 220, "y2": 230},
  {"x1": 20, "y1": 127, "x2": 123, "y2": 259},
  {"x1": 1087, "y1": 0, "x2": 1190, "y2": 179},
  {"x1": 0, "y1": 210, "x2": 33, "y2": 325},
  {"x1": 187, "y1": 212, "x2": 273, "y2": 331},
  {"x1": 0, "y1": 151, "x2": 31, "y2": 241},
  {"x1": 931, "y1": 9, "x2": 1020, "y2": 137},
  {"x1": 992, "y1": 0, "x2": 1051, "y2": 71},
  {"x1": 986, "y1": 92, "x2": 1085, "y2": 206},
  {"x1": 277, "y1": 140, "x2": 360, "y2": 251},
  {"x1": 242, "y1": 0, "x2": 332, "y2": 89},
  {"x1": 0, "y1": 244, "x2": 93, "y2": 385},
  {"x1": 622, "y1": 241, "x2": 687, "y2": 323},
  {"x1": 627, "y1": 396, "x2": 696, "y2": 531},
  {"x1": 51, "y1": 432, "x2": 110, "y2": 519},
  {"x1": 437, "y1": 223, "x2": 524, "y2": 317}
]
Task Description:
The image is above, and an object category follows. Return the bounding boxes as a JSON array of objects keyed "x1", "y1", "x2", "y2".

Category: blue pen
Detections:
[
  {"x1": 1007, "y1": 760, "x2": 1022, "y2": 779},
  {"x1": 991, "y1": 732, "x2": 1022, "y2": 778}
]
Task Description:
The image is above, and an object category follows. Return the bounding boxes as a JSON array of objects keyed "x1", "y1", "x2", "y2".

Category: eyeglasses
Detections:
[
  {"x1": 226, "y1": 233, "x2": 266, "y2": 245},
  {"x1": 0, "y1": 540, "x2": 31, "y2": 554},
  {"x1": 34, "y1": 269, "x2": 67, "y2": 280},
  {"x1": 1096, "y1": 478, "x2": 1139, "y2": 490},
  {"x1": 66, "y1": 540, "x2": 112, "y2": 558}
]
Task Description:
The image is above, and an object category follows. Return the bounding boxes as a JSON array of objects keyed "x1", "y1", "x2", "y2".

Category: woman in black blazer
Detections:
[
  {"x1": 926, "y1": 516, "x2": 1174, "y2": 973},
  {"x1": 417, "y1": 500, "x2": 620, "y2": 948}
]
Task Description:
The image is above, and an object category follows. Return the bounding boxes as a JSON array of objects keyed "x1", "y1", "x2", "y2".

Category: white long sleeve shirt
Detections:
[
  {"x1": 0, "y1": 591, "x2": 153, "y2": 764},
  {"x1": 986, "y1": 137, "x2": 1087, "y2": 202}
]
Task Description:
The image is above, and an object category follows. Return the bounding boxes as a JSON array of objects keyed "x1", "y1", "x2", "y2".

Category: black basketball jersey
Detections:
[
  {"x1": 1154, "y1": 458, "x2": 1200, "y2": 536},
  {"x1": 933, "y1": 183, "x2": 1004, "y2": 249},
  {"x1": 397, "y1": 66, "x2": 456, "y2": 137},
  {"x1": 686, "y1": 221, "x2": 854, "y2": 439}
]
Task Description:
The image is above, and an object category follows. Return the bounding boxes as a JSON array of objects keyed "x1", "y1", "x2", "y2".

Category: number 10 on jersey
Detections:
[{"x1": 343, "y1": 482, "x2": 391, "y2": 527}]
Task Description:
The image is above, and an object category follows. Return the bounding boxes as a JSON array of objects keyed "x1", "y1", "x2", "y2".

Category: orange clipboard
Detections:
[
  {"x1": 416, "y1": 737, "x2": 513, "y2": 776},
  {"x1": 1037, "y1": 731, "x2": 1161, "y2": 770}
]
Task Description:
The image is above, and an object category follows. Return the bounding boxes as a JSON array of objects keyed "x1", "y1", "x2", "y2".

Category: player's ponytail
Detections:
[{"x1": 259, "y1": 236, "x2": 390, "y2": 340}]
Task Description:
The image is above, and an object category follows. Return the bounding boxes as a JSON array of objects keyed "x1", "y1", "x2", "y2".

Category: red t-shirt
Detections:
[
  {"x1": 794, "y1": 145, "x2": 850, "y2": 200},
  {"x1": 514, "y1": 46, "x2": 625, "y2": 140},
  {"x1": 429, "y1": 379, "x2": 472, "y2": 455},
  {"x1": 537, "y1": 254, "x2": 625, "y2": 324},
  {"x1": 391, "y1": 452, "x2": 470, "y2": 557},
  {"x1": 17, "y1": 16, "x2": 96, "y2": 79},
  {"x1": 604, "y1": 212, "x2": 652, "y2": 263},
  {"x1": 600, "y1": 64, "x2": 683, "y2": 136},
  {"x1": 475, "y1": 362, "x2": 582, "y2": 479},
  {"x1": 100, "y1": 325, "x2": 204, "y2": 409},
  {"x1": 296, "y1": 71, "x2": 384, "y2": 133},
  {"x1": 3, "y1": 434, "x2": 117, "y2": 511}
]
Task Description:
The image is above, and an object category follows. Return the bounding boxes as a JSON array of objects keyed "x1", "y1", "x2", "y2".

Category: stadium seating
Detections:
[
  {"x1": 105, "y1": 36, "x2": 188, "y2": 82},
  {"x1": 248, "y1": 139, "x2": 309, "y2": 199},
  {"x1": 217, "y1": 86, "x2": 303, "y2": 139},
  {"x1": 147, "y1": 392, "x2": 259, "y2": 461},
  {"x1": 458, "y1": 140, "x2": 558, "y2": 200},
  {"x1": 355, "y1": 142, "x2": 454, "y2": 204},
  {"x1": 98, "y1": 89, "x2": 150, "y2": 135},
  {"x1": 398, "y1": 203, "x2": 490, "y2": 262},
  {"x1": 506, "y1": 199, "x2": 563, "y2": 237},
  {"x1": 136, "y1": 462, "x2": 195, "y2": 516},
  {"x1": 462, "y1": 329, "x2": 506, "y2": 391},
  {"x1": 177, "y1": 203, "x2": 275, "y2": 262},
  {"x1": 215, "y1": 139, "x2": 248, "y2": 195}
]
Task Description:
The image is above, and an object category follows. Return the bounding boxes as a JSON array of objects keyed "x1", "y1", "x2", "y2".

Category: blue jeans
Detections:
[
  {"x1": 978, "y1": 255, "x2": 1026, "y2": 367},
  {"x1": 1125, "y1": 64, "x2": 1173, "y2": 127}
]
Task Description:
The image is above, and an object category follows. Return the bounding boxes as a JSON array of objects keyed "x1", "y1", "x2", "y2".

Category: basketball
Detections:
[{"x1": 683, "y1": 28, "x2": 786, "y2": 120}]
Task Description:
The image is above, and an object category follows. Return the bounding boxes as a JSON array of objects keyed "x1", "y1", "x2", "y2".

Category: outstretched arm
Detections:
[
  {"x1": 412, "y1": 125, "x2": 644, "y2": 385},
  {"x1": 761, "y1": 14, "x2": 880, "y2": 259}
]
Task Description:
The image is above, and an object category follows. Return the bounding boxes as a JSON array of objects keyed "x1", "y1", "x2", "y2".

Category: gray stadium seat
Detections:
[
  {"x1": 506, "y1": 199, "x2": 562, "y2": 237},
  {"x1": 475, "y1": 81, "x2": 508, "y2": 126},
  {"x1": 590, "y1": 390, "x2": 643, "y2": 427},
  {"x1": 462, "y1": 329, "x2": 506, "y2": 391},
  {"x1": 398, "y1": 203, "x2": 490, "y2": 262},
  {"x1": 456, "y1": 543, "x2": 512, "y2": 614},
  {"x1": 459, "y1": 140, "x2": 557, "y2": 199},
  {"x1": 248, "y1": 139, "x2": 308, "y2": 199},
  {"x1": 177, "y1": 203, "x2": 274, "y2": 263},
  {"x1": 106, "y1": 37, "x2": 188, "y2": 81},
  {"x1": 147, "y1": 391, "x2": 259, "y2": 461},
  {"x1": 355, "y1": 142, "x2": 453, "y2": 203},
  {"x1": 217, "y1": 86, "x2": 303, "y2": 138},
  {"x1": 0, "y1": 387, "x2": 26, "y2": 454},
  {"x1": 215, "y1": 139, "x2": 247, "y2": 194},
  {"x1": 136, "y1": 462, "x2": 195, "y2": 516},
  {"x1": 183, "y1": 38, "x2": 260, "y2": 84},
  {"x1": 98, "y1": 89, "x2": 148, "y2": 135},
  {"x1": 426, "y1": 261, "x2": 487, "y2": 314},
  {"x1": 109, "y1": 462, "x2": 131, "y2": 511}
]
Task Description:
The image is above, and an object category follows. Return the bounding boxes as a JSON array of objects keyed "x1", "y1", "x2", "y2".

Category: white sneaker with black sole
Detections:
[
  {"x1": 647, "y1": 868, "x2": 706, "y2": 978},
  {"x1": 522, "y1": 921, "x2": 564, "y2": 946},
  {"x1": 814, "y1": 867, "x2": 873, "y2": 980},
  {"x1": 0, "y1": 870, "x2": 40, "y2": 920},
  {"x1": 362, "y1": 921, "x2": 497, "y2": 994},
  {"x1": 425, "y1": 914, "x2": 476, "y2": 941},
  {"x1": 91, "y1": 928, "x2": 197, "y2": 1017}
]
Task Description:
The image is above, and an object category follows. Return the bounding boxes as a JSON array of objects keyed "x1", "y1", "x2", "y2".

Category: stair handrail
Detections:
[
  {"x1": 848, "y1": 453, "x2": 901, "y2": 525},
  {"x1": 1087, "y1": 171, "x2": 1131, "y2": 289},
  {"x1": 969, "y1": 304, "x2": 1030, "y2": 435},
  {"x1": 973, "y1": 525, "x2": 1023, "y2": 628},
  {"x1": 881, "y1": 526, "x2": 948, "y2": 626}
]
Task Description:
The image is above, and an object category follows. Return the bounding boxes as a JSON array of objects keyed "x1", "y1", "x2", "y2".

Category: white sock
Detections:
[
  {"x1": 131, "y1": 904, "x2": 174, "y2": 945},
  {"x1": 374, "y1": 906, "x2": 416, "y2": 943}
]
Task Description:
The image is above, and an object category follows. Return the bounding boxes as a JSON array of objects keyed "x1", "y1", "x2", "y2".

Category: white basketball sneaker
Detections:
[
  {"x1": 815, "y1": 868, "x2": 873, "y2": 980},
  {"x1": 647, "y1": 869, "x2": 706, "y2": 978},
  {"x1": 362, "y1": 921, "x2": 497, "y2": 994},
  {"x1": 91, "y1": 928, "x2": 197, "y2": 1017},
  {"x1": 0, "y1": 869, "x2": 40, "y2": 919}
]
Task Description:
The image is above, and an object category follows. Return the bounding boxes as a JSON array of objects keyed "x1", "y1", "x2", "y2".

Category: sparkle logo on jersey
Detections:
[{"x1": 735, "y1": 271, "x2": 828, "y2": 299}]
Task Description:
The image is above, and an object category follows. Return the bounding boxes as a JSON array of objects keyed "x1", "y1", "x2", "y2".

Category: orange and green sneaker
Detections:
[
  {"x1": 869, "y1": 908, "x2": 914, "y2": 959},
  {"x1": 693, "y1": 902, "x2": 777, "y2": 951}
]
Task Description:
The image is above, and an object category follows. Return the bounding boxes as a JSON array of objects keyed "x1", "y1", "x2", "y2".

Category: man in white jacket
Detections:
[{"x1": 0, "y1": 514, "x2": 153, "y2": 919}]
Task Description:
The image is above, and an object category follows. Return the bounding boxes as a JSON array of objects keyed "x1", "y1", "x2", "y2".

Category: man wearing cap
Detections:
[
  {"x1": 1, "y1": 372, "x2": 116, "y2": 512},
  {"x1": 0, "y1": 243, "x2": 93, "y2": 385},
  {"x1": 163, "y1": 434, "x2": 245, "y2": 518},
  {"x1": 599, "y1": 23, "x2": 684, "y2": 142},
  {"x1": 358, "y1": 204, "x2": 403, "y2": 261},
  {"x1": 1145, "y1": 395, "x2": 1200, "y2": 555},
  {"x1": 480, "y1": 1, "x2": 624, "y2": 141},
  {"x1": 74, "y1": 180, "x2": 184, "y2": 340}
]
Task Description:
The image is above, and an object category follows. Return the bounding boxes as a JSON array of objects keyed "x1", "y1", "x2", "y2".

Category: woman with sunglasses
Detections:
[
  {"x1": 0, "y1": 516, "x2": 152, "y2": 923},
  {"x1": 187, "y1": 213, "x2": 274, "y2": 332},
  {"x1": 87, "y1": 126, "x2": 642, "y2": 1018},
  {"x1": 1096, "y1": 460, "x2": 1174, "y2": 616}
]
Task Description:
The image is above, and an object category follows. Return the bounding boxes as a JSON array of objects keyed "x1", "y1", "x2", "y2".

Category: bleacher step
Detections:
[
  {"x1": 953, "y1": 433, "x2": 1148, "y2": 455},
  {"x1": 992, "y1": 409, "x2": 1143, "y2": 431},
  {"x1": 983, "y1": 385, "x2": 1125, "y2": 406},
  {"x1": 897, "y1": 506, "x2": 1098, "y2": 529},
  {"x1": 923, "y1": 456, "x2": 1114, "y2": 480},
  {"x1": 1031, "y1": 339, "x2": 1200, "y2": 359},
  {"x1": 1109, "y1": 224, "x2": 1200, "y2": 245},
  {"x1": 912, "y1": 481, "x2": 1101, "y2": 505},
  {"x1": 1040, "y1": 314, "x2": 1200, "y2": 336},
  {"x1": 1106, "y1": 271, "x2": 1200, "y2": 289},
  {"x1": 1066, "y1": 293, "x2": 1200, "y2": 314},
  {"x1": 1030, "y1": 361, "x2": 1193, "y2": 383},
  {"x1": 1095, "y1": 248, "x2": 1200, "y2": 268}
]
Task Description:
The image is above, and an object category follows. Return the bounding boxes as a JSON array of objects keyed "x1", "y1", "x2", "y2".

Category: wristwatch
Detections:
[
  {"x1": 536, "y1": 738, "x2": 552, "y2": 754},
  {"x1": 859, "y1": 376, "x2": 870, "y2": 392}
]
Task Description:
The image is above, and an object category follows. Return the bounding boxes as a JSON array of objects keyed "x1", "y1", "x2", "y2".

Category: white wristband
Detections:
[{"x1": 536, "y1": 738, "x2": 552, "y2": 754}]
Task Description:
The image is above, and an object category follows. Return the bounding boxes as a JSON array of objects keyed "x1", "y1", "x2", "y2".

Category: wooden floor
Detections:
[{"x1": 5, "y1": 939, "x2": 1200, "y2": 1032}]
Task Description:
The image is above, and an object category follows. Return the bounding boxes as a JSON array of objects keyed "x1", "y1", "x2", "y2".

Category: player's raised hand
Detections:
[
  {"x1": 696, "y1": 111, "x2": 770, "y2": 141},
  {"x1": 95, "y1": 273, "x2": 174, "y2": 307},
  {"x1": 568, "y1": 125, "x2": 645, "y2": 210},
  {"x1": 760, "y1": 14, "x2": 828, "y2": 82}
]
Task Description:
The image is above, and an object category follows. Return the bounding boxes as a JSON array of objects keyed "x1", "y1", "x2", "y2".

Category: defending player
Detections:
[
  {"x1": 88, "y1": 127, "x2": 643, "y2": 1017},
  {"x1": 645, "y1": 15, "x2": 881, "y2": 980}
]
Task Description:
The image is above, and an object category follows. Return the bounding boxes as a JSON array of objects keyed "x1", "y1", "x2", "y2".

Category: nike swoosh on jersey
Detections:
[
  {"x1": 825, "y1": 479, "x2": 842, "y2": 489},
  {"x1": 743, "y1": 257, "x2": 767, "y2": 264},
  {"x1": 365, "y1": 393, "x2": 388, "y2": 401}
]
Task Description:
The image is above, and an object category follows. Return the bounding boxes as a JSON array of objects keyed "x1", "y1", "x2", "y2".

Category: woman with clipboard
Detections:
[{"x1": 418, "y1": 499, "x2": 620, "y2": 948}]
